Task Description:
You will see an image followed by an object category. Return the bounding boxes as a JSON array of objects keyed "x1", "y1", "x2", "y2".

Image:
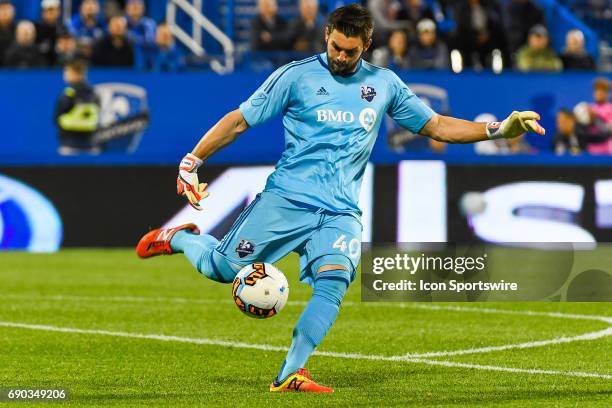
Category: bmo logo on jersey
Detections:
[
  {"x1": 316, "y1": 109, "x2": 355, "y2": 123},
  {"x1": 316, "y1": 108, "x2": 377, "y2": 132}
]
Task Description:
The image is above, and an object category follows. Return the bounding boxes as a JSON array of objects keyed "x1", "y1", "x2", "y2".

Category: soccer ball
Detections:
[{"x1": 232, "y1": 262, "x2": 289, "y2": 318}]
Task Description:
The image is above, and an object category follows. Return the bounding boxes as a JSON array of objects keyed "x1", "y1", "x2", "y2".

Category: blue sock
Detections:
[
  {"x1": 170, "y1": 230, "x2": 235, "y2": 283},
  {"x1": 277, "y1": 273, "x2": 348, "y2": 382}
]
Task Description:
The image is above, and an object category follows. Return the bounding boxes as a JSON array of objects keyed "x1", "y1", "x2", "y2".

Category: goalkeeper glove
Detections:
[
  {"x1": 177, "y1": 153, "x2": 209, "y2": 210},
  {"x1": 486, "y1": 111, "x2": 545, "y2": 140}
]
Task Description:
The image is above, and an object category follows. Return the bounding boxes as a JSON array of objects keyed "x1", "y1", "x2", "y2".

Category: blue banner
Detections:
[{"x1": 0, "y1": 69, "x2": 610, "y2": 165}]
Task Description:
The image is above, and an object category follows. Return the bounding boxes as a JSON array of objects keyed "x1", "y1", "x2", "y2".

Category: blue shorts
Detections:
[{"x1": 213, "y1": 191, "x2": 362, "y2": 286}]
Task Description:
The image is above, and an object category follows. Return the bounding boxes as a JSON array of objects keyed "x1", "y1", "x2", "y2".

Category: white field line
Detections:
[
  {"x1": 4, "y1": 294, "x2": 612, "y2": 364},
  {"x1": 0, "y1": 321, "x2": 288, "y2": 352},
  {"x1": 0, "y1": 321, "x2": 610, "y2": 381},
  {"x1": 404, "y1": 303, "x2": 612, "y2": 325},
  {"x1": 4, "y1": 293, "x2": 612, "y2": 324},
  {"x1": 400, "y1": 359, "x2": 612, "y2": 380},
  {"x1": 404, "y1": 328, "x2": 612, "y2": 358},
  {"x1": 3, "y1": 293, "x2": 280, "y2": 306}
]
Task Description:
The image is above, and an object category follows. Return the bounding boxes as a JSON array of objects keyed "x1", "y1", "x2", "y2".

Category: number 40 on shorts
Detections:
[{"x1": 333, "y1": 234, "x2": 360, "y2": 259}]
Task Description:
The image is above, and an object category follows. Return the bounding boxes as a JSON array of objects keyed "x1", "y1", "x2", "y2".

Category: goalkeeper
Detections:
[{"x1": 137, "y1": 4, "x2": 544, "y2": 393}]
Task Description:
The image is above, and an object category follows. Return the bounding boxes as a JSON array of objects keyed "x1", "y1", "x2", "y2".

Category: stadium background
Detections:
[
  {"x1": 0, "y1": 1, "x2": 611, "y2": 406},
  {"x1": 0, "y1": 0, "x2": 611, "y2": 251}
]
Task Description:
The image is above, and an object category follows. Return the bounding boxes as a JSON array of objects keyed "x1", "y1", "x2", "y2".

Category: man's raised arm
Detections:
[
  {"x1": 420, "y1": 111, "x2": 545, "y2": 144},
  {"x1": 176, "y1": 109, "x2": 250, "y2": 210}
]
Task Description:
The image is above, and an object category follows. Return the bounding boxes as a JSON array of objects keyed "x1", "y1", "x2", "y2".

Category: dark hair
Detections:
[
  {"x1": 593, "y1": 77, "x2": 610, "y2": 92},
  {"x1": 57, "y1": 26, "x2": 73, "y2": 39},
  {"x1": 326, "y1": 4, "x2": 374, "y2": 45},
  {"x1": 64, "y1": 59, "x2": 88, "y2": 74},
  {"x1": 558, "y1": 108, "x2": 574, "y2": 119}
]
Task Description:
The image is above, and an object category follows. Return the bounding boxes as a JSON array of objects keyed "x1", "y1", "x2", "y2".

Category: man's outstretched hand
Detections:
[
  {"x1": 177, "y1": 153, "x2": 209, "y2": 210},
  {"x1": 486, "y1": 111, "x2": 546, "y2": 140}
]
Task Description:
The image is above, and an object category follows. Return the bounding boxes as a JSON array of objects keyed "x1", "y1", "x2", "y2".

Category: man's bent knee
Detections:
[{"x1": 200, "y1": 250, "x2": 241, "y2": 283}]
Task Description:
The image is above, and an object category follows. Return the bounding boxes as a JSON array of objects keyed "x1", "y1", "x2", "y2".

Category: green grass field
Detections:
[{"x1": 1, "y1": 249, "x2": 611, "y2": 407}]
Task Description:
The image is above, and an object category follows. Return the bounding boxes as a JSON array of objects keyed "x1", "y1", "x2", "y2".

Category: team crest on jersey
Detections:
[
  {"x1": 236, "y1": 239, "x2": 256, "y2": 258},
  {"x1": 361, "y1": 86, "x2": 376, "y2": 102}
]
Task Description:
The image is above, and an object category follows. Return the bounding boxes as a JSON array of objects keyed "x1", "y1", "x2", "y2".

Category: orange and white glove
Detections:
[
  {"x1": 177, "y1": 153, "x2": 209, "y2": 210},
  {"x1": 486, "y1": 111, "x2": 546, "y2": 140}
]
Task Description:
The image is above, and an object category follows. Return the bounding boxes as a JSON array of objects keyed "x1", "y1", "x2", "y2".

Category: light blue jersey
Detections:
[{"x1": 239, "y1": 53, "x2": 434, "y2": 216}]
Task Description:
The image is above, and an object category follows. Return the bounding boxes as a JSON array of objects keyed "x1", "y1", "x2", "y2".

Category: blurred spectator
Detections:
[
  {"x1": 516, "y1": 25, "x2": 562, "y2": 72},
  {"x1": 372, "y1": 29, "x2": 410, "y2": 69},
  {"x1": 126, "y1": 0, "x2": 156, "y2": 52},
  {"x1": 573, "y1": 99, "x2": 610, "y2": 154},
  {"x1": 591, "y1": 77, "x2": 612, "y2": 126},
  {"x1": 552, "y1": 108, "x2": 581, "y2": 155},
  {"x1": 36, "y1": 0, "x2": 67, "y2": 66},
  {"x1": 408, "y1": 18, "x2": 448, "y2": 70},
  {"x1": 368, "y1": 0, "x2": 411, "y2": 48},
  {"x1": 561, "y1": 30, "x2": 595, "y2": 71},
  {"x1": 0, "y1": 0, "x2": 15, "y2": 66},
  {"x1": 396, "y1": 0, "x2": 435, "y2": 40},
  {"x1": 453, "y1": 0, "x2": 507, "y2": 69},
  {"x1": 92, "y1": 16, "x2": 134, "y2": 67},
  {"x1": 508, "y1": 134, "x2": 535, "y2": 153},
  {"x1": 4, "y1": 20, "x2": 46, "y2": 68},
  {"x1": 505, "y1": 0, "x2": 545, "y2": 54},
  {"x1": 55, "y1": 60, "x2": 100, "y2": 155},
  {"x1": 104, "y1": 0, "x2": 124, "y2": 19},
  {"x1": 55, "y1": 30, "x2": 80, "y2": 66},
  {"x1": 251, "y1": 0, "x2": 289, "y2": 51},
  {"x1": 76, "y1": 37, "x2": 94, "y2": 62},
  {"x1": 69, "y1": 0, "x2": 105, "y2": 43},
  {"x1": 287, "y1": 0, "x2": 324, "y2": 53},
  {"x1": 152, "y1": 24, "x2": 183, "y2": 72},
  {"x1": 137, "y1": 23, "x2": 184, "y2": 72}
]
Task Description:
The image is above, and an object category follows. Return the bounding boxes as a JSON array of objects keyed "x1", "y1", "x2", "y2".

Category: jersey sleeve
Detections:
[
  {"x1": 239, "y1": 64, "x2": 296, "y2": 127},
  {"x1": 386, "y1": 71, "x2": 435, "y2": 133}
]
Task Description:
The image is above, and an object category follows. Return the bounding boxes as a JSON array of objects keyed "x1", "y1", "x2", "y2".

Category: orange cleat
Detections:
[
  {"x1": 269, "y1": 368, "x2": 334, "y2": 393},
  {"x1": 136, "y1": 223, "x2": 200, "y2": 259}
]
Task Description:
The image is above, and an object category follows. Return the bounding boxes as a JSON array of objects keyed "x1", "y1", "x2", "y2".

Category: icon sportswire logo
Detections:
[{"x1": 315, "y1": 108, "x2": 378, "y2": 131}]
